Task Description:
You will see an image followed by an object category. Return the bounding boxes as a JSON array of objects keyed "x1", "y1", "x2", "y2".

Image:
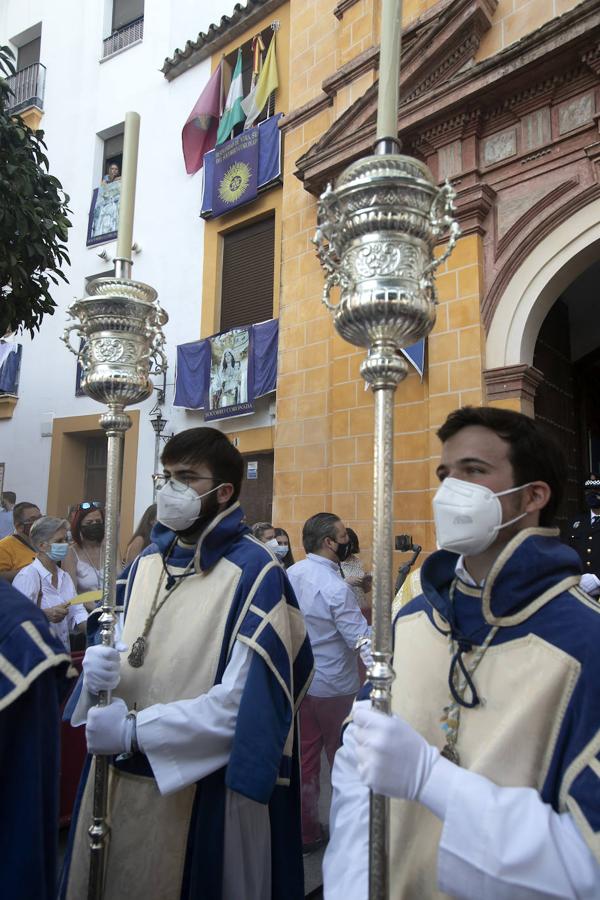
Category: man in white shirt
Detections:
[
  {"x1": 287, "y1": 512, "x2": 371, "y2": 852},
  {"x1": 324, "y1": 406, "x2": 600, "y2": 899}
]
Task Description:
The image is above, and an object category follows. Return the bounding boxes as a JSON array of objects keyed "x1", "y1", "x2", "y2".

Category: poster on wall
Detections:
[
  {"x1": 86, "y1": 178, "x2": 121, "y2": 246},
  {"x1": 175, "y1": 319, "x2": 278, "y2": 420},
  {"x1": 205, "y1": 327, "x2": 254, "y2": 420}
]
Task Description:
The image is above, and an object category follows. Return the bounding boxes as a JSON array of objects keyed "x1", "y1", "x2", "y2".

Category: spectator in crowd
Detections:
[
  {"x1": 287, "y1": 512, "x2": 371, "y2": 853},
  {"x1": 123, "y1": 503, "x2": 157, "y2": 565},
  {"x1": 13, "y1": 516, "x2": 87, "y2": 654},
  {"x1": 0, "y1": 501, "x2": 41, "y2": 581},
  {"x1": 567, "y1": 473, "x2": 600, "y2": 597},
  {"x1": 0, "y1": 491, "x2": 16, "y2": 539},
  {"x1": 341, "y1": 527, "x2": 372, "y2": 615},
  {"x1": 0, "y1": 577, "x2": 75, "y2": 900},
  {"x1": 63, "y1": 502, "x2": 104, "y2": 602},
  {"x1": 273, "y1": 526, "x2": 295, "y2": 568},
  {"x1": 252, "y1": 521, "x2": 276, "y2": 542}
]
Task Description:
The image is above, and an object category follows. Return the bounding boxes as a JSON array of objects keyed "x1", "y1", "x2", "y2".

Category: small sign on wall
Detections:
[{"x1": 247, "y1": 461, "x2": 258, "y2": 480}]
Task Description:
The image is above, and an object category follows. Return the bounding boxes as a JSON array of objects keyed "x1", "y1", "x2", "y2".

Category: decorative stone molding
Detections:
[
  {"x1": 454, "y1": 183, "x2": 496, "y2": 236},
  {"x1": 484, "y1": 364, "x2": 544, "y2": 416},
  {"x1": 0, "y1": 395, "x2": 18, "y2": 419}
]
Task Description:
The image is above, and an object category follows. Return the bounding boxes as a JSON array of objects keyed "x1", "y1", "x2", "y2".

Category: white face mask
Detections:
[
  {"x1": 266, "y1": 538, "x2": 289, "y2": 558},
  {"x1": 156, "y1": 479, "x2": 220, "y2": 532},
  {"x1": 432, "y1": 477, "x2": 531, "y2": 556}
]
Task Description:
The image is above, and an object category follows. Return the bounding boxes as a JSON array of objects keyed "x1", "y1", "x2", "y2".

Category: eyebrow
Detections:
[{"x1": 436, "y1": 457, "x2": 492, "y2": 475}]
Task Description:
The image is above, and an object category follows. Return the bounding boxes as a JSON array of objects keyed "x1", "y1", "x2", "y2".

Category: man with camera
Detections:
[
  {"x1": 325, "y1": 407, "x2": 600, "y2": 898},
  {"x1": 287, "y1": 512, "x2": 371, "y2": 853}
]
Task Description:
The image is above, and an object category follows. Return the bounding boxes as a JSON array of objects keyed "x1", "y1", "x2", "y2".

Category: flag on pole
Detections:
[
  {"x1": 216, "y1": 49, "x2": 245, "y2": 145},
  {"x1": 250, "y1": 34, "x2": 265, "y2": 90},
  {"x1": 181, "y1": 62, "x2": 222, "y2": 174},
  {"x1": 242, "y1": 33, "x2": 278, "y2": 128}
]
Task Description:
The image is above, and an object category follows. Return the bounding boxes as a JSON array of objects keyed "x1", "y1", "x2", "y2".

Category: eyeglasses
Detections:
[
  {"x1": 152, "y1": 474, "x2": 216, "y2": 491},
  {"x1": 79, "y1": 501, "x2": 104, "y2": 511}
]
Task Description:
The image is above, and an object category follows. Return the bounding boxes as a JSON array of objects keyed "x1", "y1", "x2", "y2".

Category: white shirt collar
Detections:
[
  {"x1": 454, "y1": 555, "x2": 482, "y2": 587},
  {"x1": 32, "y1": 556, "x2": 64, "y2": 583},
  {"x1": 306, "y1": 552, "x2": 341, "y2": 573}
]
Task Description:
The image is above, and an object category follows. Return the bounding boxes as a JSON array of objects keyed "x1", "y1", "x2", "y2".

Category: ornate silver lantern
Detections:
[
  {"x1": 314, "y1": 2, "x2": 460, "y2": 897},
  {"x1": 61, "y1": 113, "x2": 167, "y2": 900}
]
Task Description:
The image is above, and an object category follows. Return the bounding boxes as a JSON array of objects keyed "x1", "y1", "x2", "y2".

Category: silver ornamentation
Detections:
[{"x1": 315, "y1": 147, "x2": 459, "y2": 900}]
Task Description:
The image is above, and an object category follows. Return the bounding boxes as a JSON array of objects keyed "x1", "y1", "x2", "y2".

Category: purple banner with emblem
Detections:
[{"x1": 211, "y1": 128, "x2": 259, "y2": 217}]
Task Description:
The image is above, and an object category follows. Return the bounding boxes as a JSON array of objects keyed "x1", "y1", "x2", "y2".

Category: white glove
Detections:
[
  {"x1": 353, "y1": 701, "x2": 439, "y2": 800},
  {"x1": 85, "y1": 699, "x2": 134, "y2": 756},
  {"x1": 580, "y1": 573, "x2": 600, "y2": 596},
  {"x1": 82, "y1": 642, "x2": 127, "y2": 694}
]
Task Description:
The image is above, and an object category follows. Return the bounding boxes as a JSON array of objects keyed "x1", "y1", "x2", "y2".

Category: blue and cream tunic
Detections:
[
  {"x1": 325, "y1": 527, "x2": 600, "y2": 898},
  {"x1": 61, "y1": 503, "x2": 314, "y2": 900}
]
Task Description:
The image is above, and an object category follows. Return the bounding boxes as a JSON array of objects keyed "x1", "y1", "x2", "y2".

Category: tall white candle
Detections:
[
  {"x1": 376, "y1": 0, "x2": 402, "y2": 142},
  {"x1": 116, "y1": 111, "x2": 140, "y2": 261}
]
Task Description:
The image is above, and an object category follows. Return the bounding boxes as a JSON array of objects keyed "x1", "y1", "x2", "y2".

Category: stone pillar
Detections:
[{"x1": 483, "y1": 364, "x2": 544, "y2": 417}]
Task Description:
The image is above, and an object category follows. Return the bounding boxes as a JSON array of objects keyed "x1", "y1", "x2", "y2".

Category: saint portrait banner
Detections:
[
  {"x1": 86, "y1": 178, "x2": 121, "y2": 246},
  {"x1": 205, "y1": 326, "x2": 254, "y2": 421},
  {"x1": 211, "y1": 127, "x2": 259, "y2": 217}
]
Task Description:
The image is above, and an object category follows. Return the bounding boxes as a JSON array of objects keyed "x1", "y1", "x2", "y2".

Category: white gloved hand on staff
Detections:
[
  {"x1": 353, "y1": 701, "x2": 440, "y2": 801},
  {"x1": 86, "y1": 699, "x2": 135, "y2": 756},
  {"x1": 82, "y1": 642, "x2": 128, "y2": 694}
]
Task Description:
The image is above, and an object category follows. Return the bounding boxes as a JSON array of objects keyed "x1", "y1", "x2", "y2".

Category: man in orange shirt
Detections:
[{"x1": 0, "y1": 501, "x2": 42, "y2": 582}]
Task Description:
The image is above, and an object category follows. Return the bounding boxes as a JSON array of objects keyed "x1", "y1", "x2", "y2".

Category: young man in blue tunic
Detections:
[
  {"x1": 325, "y1": 406, "x2": 600, "y2": 899},
  {"x1": 0, "y1": 578, "x2": 75, "y2": 900},
  {"x1": 62, "y1": 427, "x2": 314, "y2": 900}
]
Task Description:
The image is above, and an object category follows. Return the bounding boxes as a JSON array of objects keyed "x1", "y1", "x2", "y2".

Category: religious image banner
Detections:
[
  {"x1": 201, "y1": 113, "x2": 282, "y2": 219},
  {"x1": 174, "y1": 318, "x2": 278, "y2": 413},
  {"x1": 87, "y1": 178, "x2": 121, "y2": 246},
  {"x1": 205, "y1": 327, "x2": 254, "y2": 421},
  {"x1": 211, "y1": 129, "x2": 259, "y2": 218}
]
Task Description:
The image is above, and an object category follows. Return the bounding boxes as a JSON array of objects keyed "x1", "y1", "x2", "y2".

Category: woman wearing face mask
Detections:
[
  {"x1": 13, "y1": 516, "x2": 87, "y2": 653},
  {"x1": 340, "y1": 528, "x2": 372, "y2": 616},
  {"x1": 270, "y1": 527, "x2": 295, "y2": 569},
  {"x1": 63, "y1": 502, "x2": 105, "y2": 607}
]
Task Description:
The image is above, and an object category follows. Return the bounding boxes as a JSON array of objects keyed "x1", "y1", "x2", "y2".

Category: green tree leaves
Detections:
[{"x1": 0, "y1": 45, "x2": 71, "y2": 335}]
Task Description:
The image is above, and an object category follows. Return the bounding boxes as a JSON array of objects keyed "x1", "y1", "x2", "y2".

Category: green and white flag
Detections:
[{"x1": 216, "y1": 49, "x2": 245, "y2": 145}]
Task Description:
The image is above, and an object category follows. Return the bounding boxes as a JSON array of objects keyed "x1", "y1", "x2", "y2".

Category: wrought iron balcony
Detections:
[
  {"x1": 6, "y1": 63, "x2": 46, "y2": 115},
  {"x1": 102, "y1": 16, "x2": 144, "y2": 58}
]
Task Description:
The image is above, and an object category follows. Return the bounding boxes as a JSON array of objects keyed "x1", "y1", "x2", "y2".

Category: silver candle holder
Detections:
[{"x1": 314, "y1": 148, "x2": 459, "y2": 899}]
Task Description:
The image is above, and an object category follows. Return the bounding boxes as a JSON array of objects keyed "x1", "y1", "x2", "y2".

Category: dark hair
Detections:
[
  {"x1": 161, "y1": 427, "x2": 244, "y2": 503},
  {"x1": 346, "y1": 527, "x2": 360, "y2": 555},
  {"x1": 71, "y1": 502, "x2": 106, "y2": 546},
  {"x1": 2, "y1": 491, "x2": 16, "y2": 508},
  {"x1": 437, "y1": 406, "x2": 566, "y2": 526},
  {"x1": 127, "y1": 503, "x2": 157, "y2": 552},
  {"x1": 274, "y1": 527, "x2": 295, "y2": 568},
  {"x1": 302, "y1": 512, "x2": 341, "y2": 554},
  {"x1": 222, "y1": 350, "x2": 235, "y2": 370},
  {"x1": 13, "y1": 501, "x2": 40, "y2": 526},
  {"x1": 252, "y1": 522, "x2": 274, "y2": 540}
]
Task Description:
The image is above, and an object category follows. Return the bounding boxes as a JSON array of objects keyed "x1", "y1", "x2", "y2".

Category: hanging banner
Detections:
[
  {"x1": 202, "y1": 114, "x2": 282, "y2": 218},
  {"x1": 175, "y1": 319, "x2": 278, "y2": 415},
  {"x1": 211, "y1": 128, "x2": 259, "y2": 218},
  {"x1": 401, "y1": 339, "x2": 425, "y2": 380},
  {"x1": 205, "y1": 326, "x2": 254, "y2": 420},
  {"x1": 86, "y1": 178, "x2": 121, "y2": 246}
]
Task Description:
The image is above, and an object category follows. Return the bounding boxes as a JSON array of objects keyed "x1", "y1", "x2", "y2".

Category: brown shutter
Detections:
[{"x1": 220, "y1": 216, "x2": 275, "y2": 331}]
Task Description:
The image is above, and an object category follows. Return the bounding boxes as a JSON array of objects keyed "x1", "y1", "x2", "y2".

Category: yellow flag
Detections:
[{"x1": 242, "y1": 33, "x2": 278, "y2": 127}]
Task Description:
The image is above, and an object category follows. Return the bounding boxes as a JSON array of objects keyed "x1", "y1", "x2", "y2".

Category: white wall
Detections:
[{"x1": 0, "y1": 0, "x2": 271, "y2": 530}]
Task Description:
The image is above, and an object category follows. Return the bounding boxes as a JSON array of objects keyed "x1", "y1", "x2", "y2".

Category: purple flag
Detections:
[
  {"x1": 212, "y1": 127, "x2": 259, "y2": 217},
  {"x1": 182, "y1": 62, "x2": 222, "y2": 175}
]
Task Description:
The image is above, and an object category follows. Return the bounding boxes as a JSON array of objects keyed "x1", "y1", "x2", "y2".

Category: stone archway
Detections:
[{"x1": 484, "y1": 198, "x2": 600, "y2": 414}]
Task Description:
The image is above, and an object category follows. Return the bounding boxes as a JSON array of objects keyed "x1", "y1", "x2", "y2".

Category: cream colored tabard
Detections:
[
  {"x1": 388, "y1": 610, "x2": 581, "y2": 899},
  {"x1": 67, "y1": 553, "x2": 242, "y2": 900}
]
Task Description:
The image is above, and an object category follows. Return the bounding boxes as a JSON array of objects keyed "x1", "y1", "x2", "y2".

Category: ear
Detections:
[
  {"x1": 216, "y1": 483, "x2": 235, "y2": 506},
  {"x1": 523, "y1": 481, "x2": 551, "y2": 516}
]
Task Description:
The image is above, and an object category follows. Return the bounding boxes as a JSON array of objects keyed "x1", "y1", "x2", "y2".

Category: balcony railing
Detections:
[
  {"x1": 6, "y1": 63, "x2": 46, "y2": 115},
  {"x1": 102, "y1": 16, "x2": 144, "y2": 58}
]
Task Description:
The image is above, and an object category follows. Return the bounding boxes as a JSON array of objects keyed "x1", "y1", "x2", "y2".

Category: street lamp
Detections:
[{"x1": 150, "y1": 402, "x2": 169, "y2": 501}]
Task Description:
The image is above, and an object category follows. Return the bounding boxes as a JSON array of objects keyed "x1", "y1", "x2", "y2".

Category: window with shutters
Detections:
[{"x1": 220, "y1": 216, "x2": 275, "y2": 331}]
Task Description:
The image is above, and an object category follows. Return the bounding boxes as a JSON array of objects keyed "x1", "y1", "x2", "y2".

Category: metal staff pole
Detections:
[
  {"x1": 313, "y1": 0, "x2": 460, "y2": 895},
  {"x1": 62, "y1": 112, "x2": 168, "y2": 900}
]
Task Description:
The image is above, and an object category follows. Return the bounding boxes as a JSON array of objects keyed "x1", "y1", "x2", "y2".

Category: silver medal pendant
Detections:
[
  {"x1": 128, "y1": 635, "x2": 146, "y2": 668},
  {"x1": 441, "y1": 743, "x2": 460, "y2": 765}
]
